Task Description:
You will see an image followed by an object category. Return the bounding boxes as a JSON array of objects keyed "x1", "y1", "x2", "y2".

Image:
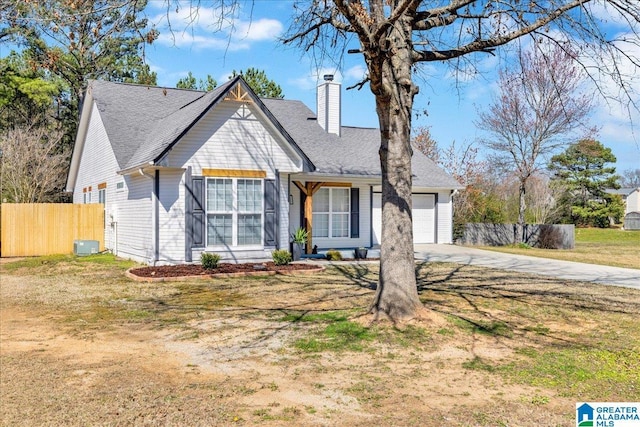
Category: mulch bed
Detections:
[{"x1": 127, "y1": 262, "x2": 324, "y2": 281}]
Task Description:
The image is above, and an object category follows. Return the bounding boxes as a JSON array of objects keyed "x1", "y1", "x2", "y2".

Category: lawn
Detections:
[
  {"x1": 2, "y1": 254, "x2": 639, "y2": 426},
  {"x1": 480, "y1": 227, "x2": 640, "y2": 269}
]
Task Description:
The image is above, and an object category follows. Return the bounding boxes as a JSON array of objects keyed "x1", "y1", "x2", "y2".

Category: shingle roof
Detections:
[
  {"x1": 262, "y1": 98, "x2": 461, "y2": 188},
  {"x1": 88, "y1": 78, "x2": 236, "y2": 170},
  {"x1": 86, "y1": 79, "x2": 461, "y2": 188}
]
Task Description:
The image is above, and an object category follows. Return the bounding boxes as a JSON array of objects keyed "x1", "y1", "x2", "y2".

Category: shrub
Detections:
[
  {"x1": 201, "y1": 252, "x2": 221, "y2": 270},
  {"x1": 272, "y1": 249, "x2": 292, "y2": 266},
  {"x1": 291, "y1": 227, "x2": 309, "y2": 244},
  {"x1": 325, "y1": 249, "x2": 342, "y2": 261}
]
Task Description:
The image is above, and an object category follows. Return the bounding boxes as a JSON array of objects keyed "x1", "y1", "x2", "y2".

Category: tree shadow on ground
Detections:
[{"x1": 127, "y1": 261, "x2": 640, "y2": 358}]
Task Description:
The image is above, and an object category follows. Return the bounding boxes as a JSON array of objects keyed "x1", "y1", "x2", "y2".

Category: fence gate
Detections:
[{"x1": 0, "y1": 203, "x2": 104, "y2": 257}]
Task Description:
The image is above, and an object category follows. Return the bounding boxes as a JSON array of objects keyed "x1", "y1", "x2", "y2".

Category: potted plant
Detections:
[
  {"x1": 291, "y1": 227, "x2": 308, "y2": 261},
  {"x1": 355, "y1": 247, "x2": 368, "y2": 259}
]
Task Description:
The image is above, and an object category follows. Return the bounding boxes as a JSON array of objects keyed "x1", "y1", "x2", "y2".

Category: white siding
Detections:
[
  {"x1": 316, "y1": 81, "x2": 341, "y2": 136},
  {"x1": 627, "y1": 189, "x2": 640, "y2": 214},
  {"x1": 160, "y1": 101, "x2": 301, "y2": 263},
  {"x1": 278, "y1": 174, "x2": 291, "y2": 251},
  {"x1": 114, "y1": 174, "x2": 153, "y2": 263},
  {"x1": 73, "y1": 103, "x2": 153, "y2": 262},
  {"x1": 436, "y1": 190, "x2": 454, "y2": 244},
  {"x1": 157, "y1": 169, "x2": 186, "y2": 264},
  {"x1": 166, "y1": 102, "x2": 299, "y2": 178},
  {"x1": 290, "y1": 184, "x2": 302, "y2": 234}
]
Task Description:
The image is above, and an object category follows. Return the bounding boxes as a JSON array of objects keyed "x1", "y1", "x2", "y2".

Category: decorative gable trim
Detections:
[
  {"x1": 203, "y1": 168, "x2": 266, "y2": 178},
  {"x1": 224, "y1": 83, "x2": 253, "y2": 103}
]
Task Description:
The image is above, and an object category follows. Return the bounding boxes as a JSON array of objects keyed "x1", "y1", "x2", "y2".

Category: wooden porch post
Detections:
[
  {"x1": 293, "y1": 181, "x2": 324, "y2": 254},
  {"x1": 304, "y1": 182, "x2": 314, "y2": 254}
]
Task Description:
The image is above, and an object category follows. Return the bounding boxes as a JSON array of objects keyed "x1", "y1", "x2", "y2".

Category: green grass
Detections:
[
  {"x1": 1, "y1": 253, "x2": 137, "y2": 271},
  {"x1": 576, "y1": 227, "x2": 640, "y2": 244},
  {"x1": 502, "y1": 347, "x2": 640, "y2": 400},
  {"x1": 294, "y1": 320, "x2": 376, "y2": 352},
  {"x1": 289, "y1": 311, "x2": 434, "y2": 352},
  {"x1": 481, "y1": 227, "x2": 640, "y2": 269}
]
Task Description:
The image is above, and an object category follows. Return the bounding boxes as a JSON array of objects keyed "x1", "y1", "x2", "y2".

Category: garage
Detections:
[{"x1": 372, "y1": 193, "x2": 435, "y2": 245}]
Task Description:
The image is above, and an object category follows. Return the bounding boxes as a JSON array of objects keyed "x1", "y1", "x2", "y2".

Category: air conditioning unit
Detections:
[{"x1": 73, "y1": 240, "x2": 99, "y2": 256}]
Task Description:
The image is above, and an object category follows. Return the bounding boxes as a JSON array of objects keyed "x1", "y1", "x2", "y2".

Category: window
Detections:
[
  {"x1": 206, "y1": 178, "x2": 262, "y2": 246},
  {"x1": 116, "y1": 181, "x2": 125, "y2": 192},
  {"x1": 312, "y1": 188, "x2": 350, "y2": 238},
  {"x1": 237, "y1": 179, "x2": 262, "y2": 245},
  {"x1": 98, "y1": 189, "x2": 106, "y2": 204}
]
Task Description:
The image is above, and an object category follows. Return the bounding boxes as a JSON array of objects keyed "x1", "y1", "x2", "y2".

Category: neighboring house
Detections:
[
  {"x1": 608, "y1": 187, "x2": 640, "y2": 215},
  {"x1": 66, "y1": 76, "x2": 462, "y2": 265}
]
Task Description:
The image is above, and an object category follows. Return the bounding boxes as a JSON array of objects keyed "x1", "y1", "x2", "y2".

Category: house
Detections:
[
  {"x1": 608, "y1": 187, "x2": 640, "y2": 215},
  {"x1": 66, "y1": 76, "x2": 462, "y2": 265}
]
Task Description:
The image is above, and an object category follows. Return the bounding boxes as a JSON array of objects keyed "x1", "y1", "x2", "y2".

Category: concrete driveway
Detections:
[{"x1": 414, "y1": 244, "x2": 640, "y2": 290}]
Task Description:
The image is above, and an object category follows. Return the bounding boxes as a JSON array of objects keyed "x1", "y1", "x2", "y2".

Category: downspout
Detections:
[
  {"x1": 275, "y1": 169, "x2": 280, "y2": 250},
  {"x1": 370, "y1": 186, "x2": 374, "y2": 248},
  {"x1": 139, "y1": 167, "x2": 159, "y2": 265}
]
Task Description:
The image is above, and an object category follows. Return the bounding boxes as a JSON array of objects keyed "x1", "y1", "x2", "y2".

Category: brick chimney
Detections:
[{"x1": 317, "y1": 74, "x2": 341, "y2": 137}]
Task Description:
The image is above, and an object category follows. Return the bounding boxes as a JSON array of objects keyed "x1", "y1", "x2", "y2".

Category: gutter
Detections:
[{"x1": 117, "y1": 161, "x2": 156, "y2": 176}]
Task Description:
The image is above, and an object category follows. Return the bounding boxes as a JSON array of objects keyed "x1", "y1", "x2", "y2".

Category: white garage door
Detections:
[{"x1": 372, "y1": 193, "x2": 435, "y2": 245}]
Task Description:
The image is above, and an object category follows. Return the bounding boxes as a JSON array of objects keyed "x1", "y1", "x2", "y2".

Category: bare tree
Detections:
[
  {"x1": 477, "y1": 44, "x2": 593, "y2": 242},
  {"x1": 58, "y1": 0, "x2": 640, "y2": 322},
  {"x1": 282, "y1": 0, "x2": 640, "y2": 322},
  {"x1": 0, "y1": 123, "x2": 68, "y2": 203},
  {"x1": 411, "y1": 126, "x2": 439, "y2": 163},
  {"x1": 413, "y1": 130, "x2": 489, "y2": 231},
  {"x1": 526, "y1": 174, "x2": 564, "y2": 224},
  {"x1": 620, "y1": 169, "x2": 640, "y2": 187}
]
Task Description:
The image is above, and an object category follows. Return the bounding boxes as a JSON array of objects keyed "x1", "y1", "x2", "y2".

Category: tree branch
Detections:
[{"x1": 412, "y1": 0, "x2": 591, "y2": 62}]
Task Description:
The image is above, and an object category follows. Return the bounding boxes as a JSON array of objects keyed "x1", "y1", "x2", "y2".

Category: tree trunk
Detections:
[
  {"x1": 367, "y1": 12, "x2": 422, "y2": 322},
  {"x1": 517, "y1": 180, "x2": 527, "y2": 244}
]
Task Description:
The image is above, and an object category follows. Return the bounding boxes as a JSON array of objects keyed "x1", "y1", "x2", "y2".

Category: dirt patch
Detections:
[{"x1": 2, "y1": 257, "x2": 639, "y2": 426}]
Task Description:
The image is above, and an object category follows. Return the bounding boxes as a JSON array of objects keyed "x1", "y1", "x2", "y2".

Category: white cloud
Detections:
[
  {"x1": 343, "y1": 65, "x2": 367, "y2": 82},
  {"x1": 149, "y1": 3, "x2": 282, "y2": 51},
  {"x1": 235, "y1": 18, "x2": 283, "y2": 41},
  {"x1": 289, "y1": 68, "x2": 343, "y2": 91},
  {"x1": 585, "y1": 1, "x2": 640, "y2": 30},
  {"x1": 157, "y1": 31, "x2": 250, "y2": 51}
]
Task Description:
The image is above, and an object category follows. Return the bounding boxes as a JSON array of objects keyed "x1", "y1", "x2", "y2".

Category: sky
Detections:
[
  {"x1": 4, "y1": 0, "x2": 639, "y2": 174},
  {"x1": 140, "y1": 1, "x2": 640, "y2": 175}
]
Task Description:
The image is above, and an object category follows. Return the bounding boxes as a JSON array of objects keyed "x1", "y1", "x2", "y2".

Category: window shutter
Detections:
[
  {"x1": 350, "y1": 187, "x2": 360, "y2": 238},
  {"x1": 264, "y1": 179, "x2": 278, "y2": 246},
  {"x1": 185, "y1": 176, "x2": 206, "y2": 253}
]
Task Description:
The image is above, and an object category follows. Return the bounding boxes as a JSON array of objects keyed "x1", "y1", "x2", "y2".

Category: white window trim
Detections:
[
  {"x1": 205, "y1": 177, "x2": 264, "y2": 248},
  {"x1": 312, "y1": 187, "x2": 350, "y2": 239}
]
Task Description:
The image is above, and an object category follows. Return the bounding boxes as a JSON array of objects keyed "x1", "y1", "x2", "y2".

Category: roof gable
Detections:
[
  {"x1": 83, "y1": 78, "x2": 311, "y2": 174},
  {"x1": 74, "y1": 79, "x2": 460, "y2": 189}
]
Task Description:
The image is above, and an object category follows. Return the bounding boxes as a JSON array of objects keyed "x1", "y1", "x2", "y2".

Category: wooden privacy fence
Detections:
[{"x1": 1, "y1": 204, "x2": 104, "y2": 257}]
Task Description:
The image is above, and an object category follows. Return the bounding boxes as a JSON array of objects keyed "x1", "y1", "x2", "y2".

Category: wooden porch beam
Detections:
[
  {"x1": 293, "y1": 180, "x2": 307, "y2": 196},
  {"x1": 293, "y1": 180, "x2": 330, "y2": 254}
]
